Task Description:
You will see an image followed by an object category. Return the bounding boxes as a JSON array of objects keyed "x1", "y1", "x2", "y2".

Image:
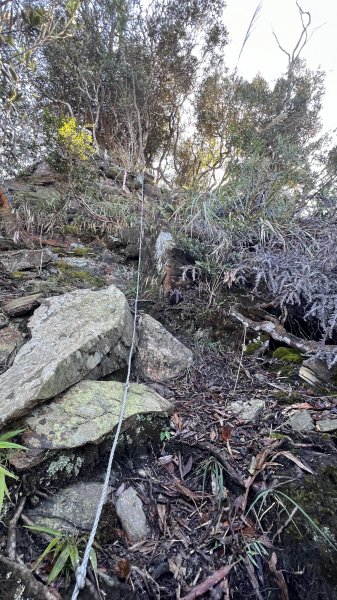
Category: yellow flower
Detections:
[{"x1": 58, "y1": 117, "x2": 95, "y2": 160}]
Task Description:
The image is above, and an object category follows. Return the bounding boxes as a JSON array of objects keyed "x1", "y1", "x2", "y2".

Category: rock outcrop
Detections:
[{"x1": 0, "y1": 285, "x2": 134, "y2": 426}]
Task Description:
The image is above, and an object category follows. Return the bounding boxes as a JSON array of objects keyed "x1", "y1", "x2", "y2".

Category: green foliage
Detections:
[
  {"x1": 26, "y1": 524, "x2": 97, "y2": 584},
  {"x1": 0, "y1": 429, "x2": 25, "y2": 516},
  {"x1": 160, "y1": 427, "x2": 174, "y2": 441},
  {"x1": 246, "y1": 488, "x2": 337, "y2": 553},
  {"x1": 198, "y1": 456, "x2": 226, "y2": 508},
  {"x1": 244, "y1": 340, "x2": 263, "y2": 355}
]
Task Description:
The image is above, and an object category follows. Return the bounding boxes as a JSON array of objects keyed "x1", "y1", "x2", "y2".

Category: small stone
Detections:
[
  {"x1": 116, "y1": 487, "x2": 149, "y2": 542},
  {"x1": 288, "y1": 410, "x2": 314, "y2": 432},
  {"x1": 0, "y1": 326, "x2": 23, "y2": 364},
  {"x1": 0, "y1": 310, "x2": 9, "y2": 329},
  {"x1": 2, "y1": 293, "x2": 42, "y2": 317},
  {"x1": 228, "y1": 399, "x2": 264, "y2": 422},
  {"x1": 317, "y1": 419, "x2": 337, "y2": 433}
]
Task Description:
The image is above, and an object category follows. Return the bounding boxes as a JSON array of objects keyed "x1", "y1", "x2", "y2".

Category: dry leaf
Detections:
[
  {"x1": 114, "y1": 558, "x2": 131, "y2": 580},
  {"x1": 269, "y1": 552, "x2": 289, "y2": 600},
  {"x1": 283, "y1": 402, "x2": 312, "y2": 412},
  {"x1": 157, "y1": 503, "x2": 168, "y2": 533},
  {"x1": 181, "y1": 455, "x2": 193, "y2": 478},
  {"x1": 221, "y1": 425, "x2": 232, "y2": 441},
  {"x1": 171, "y1": 412, "x2": 183, "y2": 431},
  {"x1": 174, "y1": 479, "x2": 201, "y2": 501},
  {"x1": 159, "y1": 455, "x2": 174, "y2": 465},
  {"x1": 276, "y1": 451, "x2": 314, "y2": 474}
]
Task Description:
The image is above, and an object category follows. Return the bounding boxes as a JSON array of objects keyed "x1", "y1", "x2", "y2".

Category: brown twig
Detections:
[
  {"x1": 181, "y1": 564, "x2": 233, "y2": 600},
  {"x1": 6, "y1": 495, "x2": 26, "y2": 560}
]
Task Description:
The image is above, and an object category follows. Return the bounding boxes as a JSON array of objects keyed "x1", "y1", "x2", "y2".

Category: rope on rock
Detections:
[{"x1": 71, "y1": 172, "x2": 145, "y2": 600}]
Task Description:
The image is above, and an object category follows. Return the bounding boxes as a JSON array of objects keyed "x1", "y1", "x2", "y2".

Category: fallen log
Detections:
[
  {"x1": 230, "y1": 306, "x2": 337, "y2": 355},
  {"x1": 230, "y1": 305, "x2": 337, "y2": 385}
]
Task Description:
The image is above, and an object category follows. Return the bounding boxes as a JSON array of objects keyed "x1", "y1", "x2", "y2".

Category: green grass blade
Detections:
[
  {"x1": 69, "y1": 543, "x2": 80, "y2": 571},
  {"x1": 0, "y1": 465, "x2": 18, "y2": 480},
  {"x1": 0, "y1": 429, "x2": 24, "y2": 442},
  {"x1": 33, "y1": 537, "x2": 61, "y2": 570},
  {"x1": 0, "y1": 441, "x2": 27, "y2": 450},
  {"x1": 89, "y1": 547, "x2": 98, "y2": 573},
  {"x1": 25, "y1": 524, "x2": 63, "y2": 537},
  {"x1": 47, "y1": 545, "x2": 71, "y2": 583}
]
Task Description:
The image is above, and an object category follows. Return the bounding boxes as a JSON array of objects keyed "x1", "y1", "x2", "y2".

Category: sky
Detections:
[{"x1": 223, "y1": 0, "x2": 337, "y2": 136}]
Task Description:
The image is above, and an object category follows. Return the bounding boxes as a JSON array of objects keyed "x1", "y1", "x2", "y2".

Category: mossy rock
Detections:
[
  {"x1": 50, "y1": 247, "x2": 66, "y2": 254},
  {"x1": 273, "y1": 346, "x2": 303, "y2": 364}
]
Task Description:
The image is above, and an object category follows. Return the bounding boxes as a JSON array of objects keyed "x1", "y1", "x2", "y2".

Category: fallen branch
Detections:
[
  {"x1": 6, "y1": 496, "x2": 26, "y2": 560},
  {"x1": 181, "y1": 564, "x2": 233, "y2": 600},
  {"x1": 0, "y1": 553, "x2": 60, "y2": 600},
  {"x1": 230, "y1": 306, "x2": 337, "y2": 355}
]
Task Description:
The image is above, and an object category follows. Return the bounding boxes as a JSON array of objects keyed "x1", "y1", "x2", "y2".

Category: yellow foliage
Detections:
[{"x1": 57, "y1": 117, "x2": 95, "y2": 160}]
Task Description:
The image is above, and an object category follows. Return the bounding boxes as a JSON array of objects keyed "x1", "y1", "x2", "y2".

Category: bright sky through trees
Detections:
[{"x1": 224, "y1": 0, "x2": 337, "y2": 136}]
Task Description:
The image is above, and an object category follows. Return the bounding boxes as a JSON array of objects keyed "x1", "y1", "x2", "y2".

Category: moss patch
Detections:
[
  {"x1": 273, "y1": 346, "x2": 303, "y2": 364},
  {"x1": 52, "y1": 261, "x2": 104, "y2": 288},
  {"x1": 274, "y1": 390, "x2": 304, "y2": 405},
  {"x1": 244, "y1": 341, "x2": 263, "y2": 355},
  {"x1": 72, "y1": 247, "x2": 91, "y2": 257}
]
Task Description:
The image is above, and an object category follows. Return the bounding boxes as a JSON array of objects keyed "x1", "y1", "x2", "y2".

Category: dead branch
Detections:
[
  {"x1": 6, "y1": 495, "x2": 26, "y2": 560},
  {"x1": 0, "y1": 553, "x2": 60, "y2": 600},
  {"x1": 230, "y1": 306, "x2": 337, "y2": 356},
  {"x1": 181, "y1": 564, "x2": 233, "y2": 600}
]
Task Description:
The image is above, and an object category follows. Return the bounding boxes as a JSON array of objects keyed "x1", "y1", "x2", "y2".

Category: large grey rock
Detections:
[
  {"x1": 27, "y1": 482, "x2": 112, "y2": 533},
  {"x1": 0, "y1": 249, "x2": 52, "y2": 272},
  {"x1": 0, "y1": 285, "x2": 134, "y2": 426},
  {"x1": 18, "y1": 381, "x2": 172, "y2": 451},
  {"x1": 116, "y1": 487, "x2": 149, "y2": 542},
  {"x1": 134, "y1": 314, "x2": 193, "y2": 381}
]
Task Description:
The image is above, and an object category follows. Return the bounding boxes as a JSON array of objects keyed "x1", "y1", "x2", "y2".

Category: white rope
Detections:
[{"x1": 71, "y1": 173, "x2": 145, "y2": 600}]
